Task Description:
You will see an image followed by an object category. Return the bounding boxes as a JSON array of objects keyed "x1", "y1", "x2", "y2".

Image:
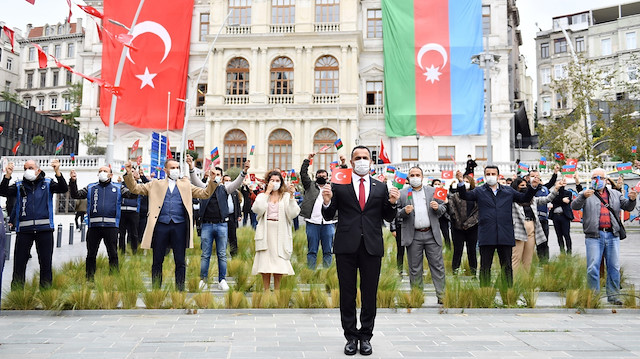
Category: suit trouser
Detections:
[
  {"x1": 407, "y1": 231, "x2": 445, "y2": 298},
  {"x1": 451, "y1": 226, "x2": 478, "y2": 275},
  {"x1": 395, "y1": 229, "x2": 405, "y2": 273},
  {"x1": 75, "y1": 211, "x2": 85, "y2": 229},
  {"x1": 152, "y1": 220, "x2": 188, "y2": 291},
  {"x1": 335, "y1": 238, "x2": 381, "y2": 341},
  {"x1": 553, "y1": 215, "x2": 572, "y2": 254},
  {"x1": 479, "y1": 245, "x2": 513, "y2": 287},
  {"x1": 138, "y1": 212, "x2": 148, "y2": 242},
  {"x1": 86, "y1": 227, "x2": 119, "y2": 280},
  {"x1": 12, "y1": 230, "x2": 54, "y2": 289},
  {"x1": 439, "y1": 217, "x2": 451, "y2": 250},
  {"x1": 227, "y1": 215, "x2": 238, "y2": 258},
  {"x1": 118, "y1": 211, "x2": 139, "y2": 254},
  {"x1": 536, "y1": 217, "x2": 550, "y2": 263}
]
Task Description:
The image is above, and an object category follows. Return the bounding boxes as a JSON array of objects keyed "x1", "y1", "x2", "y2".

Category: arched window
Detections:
[
  {"x1": 223, "y1": 129, "x2": 247, "y2": 169},
  {"x1": 270, "y1": 57, "x2": 294, "y2": 95},
  {"x1": 268, "y1": 129, "x2": 292, "y2": 170},
  {"x1": 226, "y1": 57, "x2": 249, "y2": 95},
  {"x1": 313, "y1": 128, "x2": 337, "y2": 171},
  {"x1": 314, "y1": 55, "x2": 339, "y2": 94}
]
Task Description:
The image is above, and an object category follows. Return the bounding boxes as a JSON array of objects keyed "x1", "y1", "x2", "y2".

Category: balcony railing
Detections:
[
  {"x1": 268, "y1": 94, "x2": 294, "y2": 104},
  {"x1": 365, "y1": 105, "x2": 383, "y2": 114},
  {"x1": 313, "y1": 94, "x2": 339, "y2": 104},
  {"x1": 194, "y1": 107, "x2": 205, "y2": 117},
  {"x1": 226, "y1": 25, "x2": 251, "y2": 35},
  {"x1": 270, "y1": 24, "x2": 295, "y2": 33},
  {"x1": 2, "y1": 155, "x2": 125, "y2": 170},
  {"x1": 224, "y1": 95, "x2": 249, "y2": 105},
  {"x1": 314, "y1": 23, "x2": 340, "y2": 32}
]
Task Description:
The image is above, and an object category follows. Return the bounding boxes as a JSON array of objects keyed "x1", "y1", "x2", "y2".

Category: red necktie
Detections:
[{"x1": 359, "y1": 178, "x2": 366, "y2": 211}]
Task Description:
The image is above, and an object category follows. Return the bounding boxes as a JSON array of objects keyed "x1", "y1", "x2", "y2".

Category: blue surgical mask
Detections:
[{"x1": 591, "y1": 178, "x2": 605, "y2": 190}]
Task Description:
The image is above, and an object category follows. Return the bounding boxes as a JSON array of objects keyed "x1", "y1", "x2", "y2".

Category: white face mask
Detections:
[
  {"x1": 353, "y1": 159, "x2": 370, "y2": 176},
  {"x1": 271, "y1": 181, "x2": 281, "y2": 191},
  {"x1": 98, "y1": 171, "x2": 110, "y2": 183},
  {"x1": 214, "y1": 176, "x2": 222, "y2": 183},
  {"x1": 23, "y1": 169, "x2": 37, "y2": 181},
  {"x1": 409, "y1": 177, "x2": 423, "y2": 188},
  {"x1": 485, "y1": 175, "x2": 498, "y2": 186},
  {"x1": 464, "y1": 182, "x2": 471, "y2": 190},
  {"x1": 169, "y1": 168, "x2": 180, "y2": 180}
]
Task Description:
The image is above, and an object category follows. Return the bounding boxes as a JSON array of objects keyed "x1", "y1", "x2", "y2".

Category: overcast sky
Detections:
[{"x1": 0, "y1": 0, "x2": 629, "y2": 97}]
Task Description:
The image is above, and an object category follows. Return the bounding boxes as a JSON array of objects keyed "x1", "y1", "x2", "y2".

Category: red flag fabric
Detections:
[
  {"x1": 379, "y1": 139, "x2": 391, "y2": 164},
  {"x1": 11, "y1": 141, "x2": 21, "y2": 155},
  {"x1": 250, "y1": 173, "x2": 256, "y2": 182},
  {"x1": 2, "y1": 26, "x2": 15, "y2": 53},
  {"x1": 434, "y1": 187, "x2": 448, "y2": 201},
  {"x1": 166, "y1": 139, "x2": 173, "y2": 159},
  {"x1": 65, "y1": 0, "x2": 72, "y2": 23},
  {"x1": 566, "y1": 158, "x2": 578, "y2": 167},
  {"x1": 187, "y1": 140, "x2": 195, "y2": 151},
  {"x1": 331, "y1": 168, "x2": 352, "y2": 185},
  {"x1": 136, "y1": 155, "x2": 142, "y2": 165},
  {"x1": 25, "y1": 0, "x2": 35, "y2": 4},
  {"x1": 96, "y1": 22, "x2": 103, "y2": 41},
  {"x1": 100, "y1": 0, "x2": 194, "y2": 129},
  {"x1": 131, "y1": 139, "x2": 140, "y2": 153},
  {"x1": 441, "y1": 170, "x2": 453, "y2": 179},
  {"x1": 33, "y1": 44, "x2": 48, "y2": 68},
  {"x1": 77, "y1": 4, "x2": 104, "y2": 19}
]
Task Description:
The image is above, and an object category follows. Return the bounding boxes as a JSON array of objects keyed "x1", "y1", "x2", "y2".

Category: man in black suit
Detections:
[
  {"x1": 223, "y1": 174, "x2": 242, "y2": 258},
  {"x1": 322, "y1": 146, "x2": 399, "y2": 356}
]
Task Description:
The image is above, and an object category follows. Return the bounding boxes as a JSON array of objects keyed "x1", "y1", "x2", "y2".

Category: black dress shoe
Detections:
[
  {"x1": 344, "y1": 339, "x2": 358, "y2": 356},
  {"x1": 360, "y1": 339, "x2": 372, "y2": 356}
]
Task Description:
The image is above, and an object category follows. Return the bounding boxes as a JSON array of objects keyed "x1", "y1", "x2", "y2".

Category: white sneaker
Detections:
[
  {"x1": 218, "y1": 279, "x2": 230, "y2": 291},
  {"x1": 199, "y1": 280, "x2": 208, "y2": 290}
]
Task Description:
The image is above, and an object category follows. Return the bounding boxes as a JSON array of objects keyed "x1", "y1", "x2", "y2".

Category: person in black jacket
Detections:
[
  {"x1": 224, "y1": 174, "x2": 242, "y2": 258},
  {"x1": 240, "y1": 182, "x2": 253, "y2": 227},
  {"x1": 550, "y1": 184, "x2": 574, "y2": 254},
  {"x1": 464, "y1": 155, "x2": 477, "y2": 176}
]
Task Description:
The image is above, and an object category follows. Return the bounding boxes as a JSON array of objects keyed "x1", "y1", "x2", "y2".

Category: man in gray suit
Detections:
[{"x1": 397, "y1": 166, "x2": 447, "y2": 303}]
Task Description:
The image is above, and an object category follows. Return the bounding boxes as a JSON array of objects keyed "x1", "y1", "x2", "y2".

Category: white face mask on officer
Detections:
[
  {"x1": 169, "y1": 168, "x2": 180, "y2": 180},
  {"x1": 98, "y1": 171, "x2": 110, "y2": 183},
  {"x1": 485, "y1": 175, "x2": 498, "y2": 186},
  {"x1": 353, "y1": 159, "x2": 370, "y2": 176},
  {"x1": 409, "y1": 177, "x2": 423, "y2": 188},
  {"x1": 23, "y1": 169, "x2": 37, "y2": 181}
]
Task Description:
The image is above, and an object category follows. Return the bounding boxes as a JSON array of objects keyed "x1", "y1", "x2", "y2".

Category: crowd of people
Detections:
[{"x1": 0, "y1": 150, "x2": 638, "y2": 356}]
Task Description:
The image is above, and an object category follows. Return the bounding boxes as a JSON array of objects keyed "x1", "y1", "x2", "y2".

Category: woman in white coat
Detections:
[{"x1": 252, "y1": 170, "x2": 300, "y2": 291}]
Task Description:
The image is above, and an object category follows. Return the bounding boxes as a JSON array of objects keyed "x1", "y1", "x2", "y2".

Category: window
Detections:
[
  {"x1": 52, "y1": 70, "x2": 59, "y2": 87},
  {"x1": 541, "y1": 96, "x2": 551, "y2": 116},
  {"x1": 226, "y1": 57, "x2": 250, "y2": 95},
  {"x1": 66, "y1": 69, "x2": 73, "y2": 84},
  {"x1": 540, "y1": 43, "x2": 549, "y2": 58},
  {"x1": 28, "y1": 47, "x2": 36, "y2": 61},
  {"x1": 199, "y1": 13, "x2": 210, "y2": 41},
  {"x1": 272, "y1": 0, "x2": 295, "y2": 24},
  {"x1": 4, "y1": 81, "x2": 10, "y2": 92},
  {"x1": 402, "y1": 146, "x2": 418, "y2": 162},
  {"x1": 26, "y1": 72, "x2": 33, "y2": 89},
  {"x1": 475, "y1": 146, "x2": 488, "y2": 161},
  {"x1": 229, "y1": 0, "x2": 251, "y2": 25},
  {"x1": 575, "y1": 37, "x2": 585, "y2": 52},
  {"x1": 555, "y1": 93, "x2": 566, "y2": 109},
  {"x1": 437, "y1": 146, "x2": 455, "y2": 161},
  {"x1": 40, "y1": 70, "x2": 47, "y2": 87},
  {"x1": 602, "y1": 69, "x2": 613, "y2": 86},
  {"x1": 482, "y1": 5, "x2": 491, "y2": 35},
  {"x1": 312, "y1": 128, "x2": 338, "y2": 170},
  {"x1": 41, "y1": 45, "x2": 48, "y2": 55},
  {"x1": 54, "y1": 45, "x2": 61, "y2": 58},
  {"x1": 601, "y1": 38, "x2": 612, "y2": 56},
  {"x1": 57, "y1": 26, "x2": 63, "y2": 35},
  {"x1": 24, "y1": 97, "x2": 31, "y2": 108},
  {"x1": 67, "y1": 43, "x2": 75, "y2": 58},
  {"x1": 63, "y1": 96, "x2": 71, "y2": 111},
  {"x1": 268, "y1": 129, "x2": 292, "y2": 170},
  {"x1": 56, "y1": 193, "x2": 76, "y2": 214},
  {"x1": 270, "y1": 56, "x2": 294, "y2": 95},
  {"x1": 367, "y1": 9, "x2": 382, "y2": 38},
  {"x1": 628, "y1": 66, "x2": 638, "y2": 82},
  {"x1": 5, "y1": 57, "x2": 12, "y2": 70},
  {"x1": 554, "y1": 38, "x2": 567, "y2": 54},
  {"x1": 540, "y1": 68, "x2": 551, "y2": 85},
  {"x1": 554, "y1": 64, "x2": 566, "y2": 80},
  {"x1": 314, "y1": 55, "x2": 338, "y2": 94},
  {"x1": 51, "y1": 96, "x2": 58, "y2": 110},
  {"x1": 316, "y1": 0, "x2": 339, "y2": 23},
  {"x1": 223, "y1": 129, "x2": 247, "y2": 170},
  {"x1": 366, "y1": 81, "x2": 383, "y2": 105},
  {"x1": 197, "y1": 84, "x2": 207, "y2": 106},
  {"x1": 37, "y1": 97, "x2": 45, "y2": 111},
  {"x1": 626, "y1": 32, "x2": 637, "y2": 50}
]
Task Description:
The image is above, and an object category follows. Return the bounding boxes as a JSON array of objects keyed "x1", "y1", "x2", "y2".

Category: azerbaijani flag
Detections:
[
  {"x1": 617, "y1": 162, "x2": 633, "y2": 174},
  {"x1": 476, "y1": 176, "x2": 484, "y2": 185},
  {"x1": 517, "y1": 163, "x2": 530, "y2": 173},
  {"x1": 393, "y1": 171, "x2": 408, "y2": 189},
  {"x1": 382, "y1": 0, "x2": 484, "y2": 137},
  {"x1": 330, "y1": 161, "x2": 339, "y2": 170},
  {"x1": 334, "y1": 138, "x2": 343, "y2": 150},
  {"x1": 561, "y1": 165, "x2": 576, "y2": 175},
  {"x1": 632, "y1": 146, "x2": 637, "y2": 154},
  {"x1": 70, "y1": 153, "x2": 75, "y2": 164},
  {"x1": 55, "y1": 139, "x2": 64, "y2": 154},
  {"x1": 211, "y1": 147, "x2": 219, "y2": 161},
  {"x1": 407, "y1": 187, "x2": 413, "y2": 201},
  {"x1": 290, "y1": 169, "x2": 299, "y2": 183},
  {"x1": 386, "y1": 166, "x2": 396, "y2": 174},
  {"x1": 539, "y1": 157, "x2": 547, "y2": 169},
  {"x1": 249, "y1": 145, "x2": 255, "y2": 155},
  {"x1": 554, "y1": 152, "x2": 565, "y2": 161}
]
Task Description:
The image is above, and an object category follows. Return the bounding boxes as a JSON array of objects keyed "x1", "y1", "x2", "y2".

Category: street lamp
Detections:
[
  {"x1": 516, "y1": 133, "x2": 522, "y2": 162},
  {"x1": 471, "y1": 52, "x2": 500, "y2": 165}
]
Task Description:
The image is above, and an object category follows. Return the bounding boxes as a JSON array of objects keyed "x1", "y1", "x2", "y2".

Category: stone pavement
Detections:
[{"x1": 1, "y1": 309, "x2": 640, "y2": 358}]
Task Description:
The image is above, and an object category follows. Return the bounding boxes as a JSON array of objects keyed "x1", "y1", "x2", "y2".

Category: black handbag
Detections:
[{"x1": 594, "y1": 191, "x2": 627, "y2": 240}]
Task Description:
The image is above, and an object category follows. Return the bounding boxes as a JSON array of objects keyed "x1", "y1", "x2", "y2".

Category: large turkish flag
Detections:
[{"x1": 100, "y1": 0, "x2": 194, "y2": 129}]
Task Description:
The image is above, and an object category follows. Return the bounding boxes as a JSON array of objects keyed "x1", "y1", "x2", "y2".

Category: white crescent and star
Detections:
[
  {"x1": 334, "y1": 172, "x2": 348, "y2": 182},
  {"x1": 417, "y1": 43, "x2": 448, "y2": 84},
  {"x1": 125, "y1": 21, "x2": 172, "y2": 89}
]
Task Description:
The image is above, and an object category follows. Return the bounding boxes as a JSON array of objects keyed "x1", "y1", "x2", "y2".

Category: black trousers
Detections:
[
  {"x1": 86, "y1": 227, "x2": 119, "y2": 280},
  {"x1": 12, "y1": 230, "x2": 54, "y2": 289},
  {"x1": 227, "y1": 215, "x2": 238, "y2": 257},
  {"x1": 395, "y1": 229, "x2": 405, "y2": 273},
  {"x1": 335, "y1": 238, "x2": 382, "y2": 341},
  {"x1": 152, "y1": 220, "x2": 187, "y2": 291},
  {"x1": 451, "y1": 226, "x2": 478, "y2": 275},
  {"x1": 553, "y1": 215, "x2": 572, "y2": 254},
  {"x1": 138, "y1": 212, "x2": 148, "y2": 242},
  {"x1": 119, "y1": 211, "x2": 139, "y2": 254},
  {"x1": 479, "y1": 244, "x2": 513, "y2": 287},
  {"x1": 536, "y1": 217, "x2": 550, "y2": 263},
  {"x1": 75, "y1": 211, "x2": 86, "y2": 229},
  {"x1": 439, "y1": 216, "x2": 451, "y2": 250}
]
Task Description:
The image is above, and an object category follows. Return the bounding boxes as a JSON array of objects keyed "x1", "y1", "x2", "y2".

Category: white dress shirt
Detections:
[
  {"x1": 168, "y1": 178, "x2": 176, "y2": 192},
  {"x1": 412, "y1": 187, "x2": 431, "y2": 229},
  {"x1": 352, "y1": 172, "x2": 370, "y2": 204}
]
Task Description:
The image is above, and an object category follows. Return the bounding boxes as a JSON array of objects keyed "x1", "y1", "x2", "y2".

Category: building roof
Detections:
[{"x1": 27, "y1": 23, "x2": 81, "y2": 39}]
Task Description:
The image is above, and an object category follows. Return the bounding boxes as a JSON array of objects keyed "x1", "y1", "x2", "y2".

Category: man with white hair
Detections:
[{"x1": 571, "y1": 168, "x2": 637, "y2": 305}]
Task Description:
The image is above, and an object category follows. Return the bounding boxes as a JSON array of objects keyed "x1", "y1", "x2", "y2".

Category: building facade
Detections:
[
  {"x1": 0, "y1": 23, "x2": 21, "y2": 97},
  {"x1": 16, "y1": 19, "x2": 85, "y2": 121}
]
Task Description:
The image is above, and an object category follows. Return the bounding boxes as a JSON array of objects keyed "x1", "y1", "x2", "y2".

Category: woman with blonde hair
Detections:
[{"x1": 251, "y1": 170, "x2": 300, "y2": 291}]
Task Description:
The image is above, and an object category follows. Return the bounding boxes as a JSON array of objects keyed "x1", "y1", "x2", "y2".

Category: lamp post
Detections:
[
  {"x1": 516, "y1": 133, "x2": 522, "y2": 162},
  {"x1": 416, "y1": 134, "x2": 420, "y2": 162},
  {"x1": 471, "y1": 52, "x2": 500, "y2": 166}
]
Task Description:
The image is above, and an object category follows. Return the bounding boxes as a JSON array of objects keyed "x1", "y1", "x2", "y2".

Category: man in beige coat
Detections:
[{"x1": 123, "y1": 159, "x2": 217, "y2": 291}]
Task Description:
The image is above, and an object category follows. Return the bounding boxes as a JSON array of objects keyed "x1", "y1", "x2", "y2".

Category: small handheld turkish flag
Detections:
[
  {"x1": 131, "y1": 139, "x2": 140, "y2": 154},
  {"x1": 331, "y1": 168, "x2": 352, "y2": 185},
  {"x1": 634, "y1": 181, "x2": 640, "y2": 192},
  {"x1": 136, "y1": 156, "x2": 142, "y2": 165},
  {"x1": 434, "y1": 187, "x2": 448, "y2": 201},
  {"x1": 188, "y1": 140, "x2": 195, "y2": 151},
  {"x1": 441, "y1": 170, "x2": 453, "y2": 179},
  {"x1": 250, "y1": 173, "x2": 256, "y2": 182}
]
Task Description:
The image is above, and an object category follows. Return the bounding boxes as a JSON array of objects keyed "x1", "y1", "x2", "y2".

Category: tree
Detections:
[
  {"x1": 32, "y1": 135, "x2": 45, "y2": 148},
  {"x1": 62, "y1": 82, "x2": 82, "y2": 129},
  {"x1": 80, "y1": 131, "x2": 106, "y2": 155},
  {"x1": 1, "y1": 91, "x2": 22, "y2": 105},
  {"x1": 186, "y1": 149, "x2": 199, "y2": 161}
]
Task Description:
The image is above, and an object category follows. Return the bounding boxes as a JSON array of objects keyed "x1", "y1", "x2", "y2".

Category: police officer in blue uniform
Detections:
[
  {"x1": 69, "y1": 167, "x2": 136, "y2": 280},
  {"x1": 0, "y1": 159, "x2": 68, "y2": 289},
  {"x1": 118, "y1": 181, "x2": 142, "y2": 255}
]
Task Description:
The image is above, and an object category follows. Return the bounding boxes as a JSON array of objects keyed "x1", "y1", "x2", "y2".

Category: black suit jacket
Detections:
[
  {"x1": 229, "y1": 190, "x2": 242, "y2": 220},
  {"x1": 322, "y1": 177, "x2": 396, "y2": 257}
]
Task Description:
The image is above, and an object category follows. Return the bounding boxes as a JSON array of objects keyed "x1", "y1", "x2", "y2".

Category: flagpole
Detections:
[
  {"x1": 179, "y1": 10, "x2": 233, "y2": 173},
  {"x1": 105, "y1": 0, "x2": 146, "y2": 166}
]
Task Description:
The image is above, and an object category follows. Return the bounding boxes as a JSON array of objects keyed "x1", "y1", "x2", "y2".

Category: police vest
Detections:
[
  {"x1": 15, "y1": 178, "x2": 54, "y2": 232},
  {"x1": 121, "y1": 194, "x2": 141, "y2": 212},
  {"x1": 535, "y1": 186, "x2": 550, "y2": 218},
  {"x1": 86, "y1": 182, "x2": 122, "y2": 228}
]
